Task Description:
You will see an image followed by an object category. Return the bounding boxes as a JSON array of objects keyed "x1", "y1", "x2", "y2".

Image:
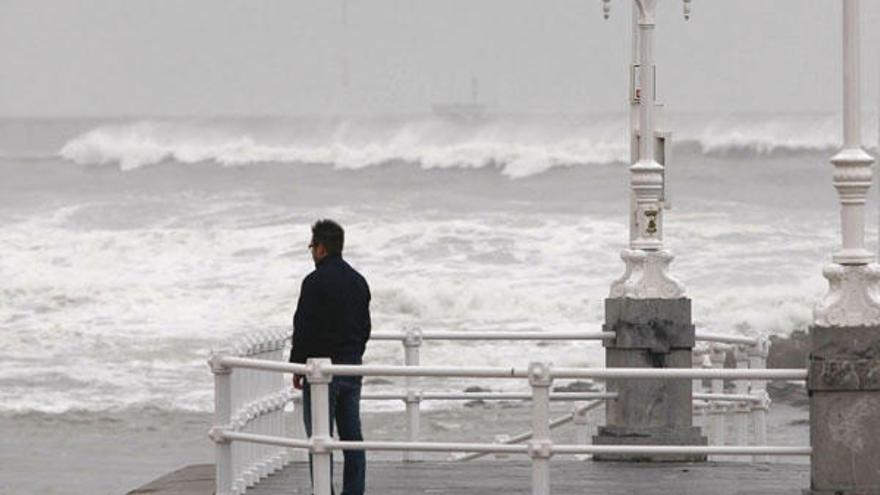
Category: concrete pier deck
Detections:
[{"x1": 129, "y1": 461, "x2": 810, "y2": 495}]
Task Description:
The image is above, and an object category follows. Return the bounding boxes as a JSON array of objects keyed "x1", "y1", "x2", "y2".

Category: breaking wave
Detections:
[{"x1": 57, "y1": 114, "x2": 871, "y2": 177}]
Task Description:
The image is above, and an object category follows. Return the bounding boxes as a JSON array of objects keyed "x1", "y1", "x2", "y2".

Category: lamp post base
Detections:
[
  {"x1": 610, "y1": 249, "x2": 685, "y2": 300},
  {"x1": 596, "y1": 297, "x2": 706, "y2": 462},
  {"x1": 806, "y1": 325, "x2": 880, "y2": 495},
  {"x1": 814, "y1": 264, "x2": 880, "y2": 327},
  {"x1": 593, "y1": 426, "x2": 707, "y2": 462}
]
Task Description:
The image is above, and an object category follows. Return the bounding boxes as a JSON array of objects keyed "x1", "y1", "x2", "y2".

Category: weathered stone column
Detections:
[
  {"x1": 807, "y1": 1, "x2": 880, "y2": 493},
  {"x1": 593, "y1": 298, "x2": 706, "y2": 461},
  {"x1": 593, "y1": 0, "x2": 706, "y2": 462},
  {"x1": 807, "y1": 326, "x2": 880, "y2": 494}
]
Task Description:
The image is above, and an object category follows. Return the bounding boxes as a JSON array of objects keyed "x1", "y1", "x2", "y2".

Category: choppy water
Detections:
[{"x1": 0, "y1": 114, "x2": 874, "y2": 416}]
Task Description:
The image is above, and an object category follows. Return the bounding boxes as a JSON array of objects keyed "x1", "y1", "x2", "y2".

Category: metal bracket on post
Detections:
[
  {"x1": 403, "y1": 326, "x2": 423, "y2": 350},
  {"x1": 208, "y1": 425, "x2": 230, "y2": 444},
  {"x1": 306, "y1": 358, "x2": 332, "y2": 386}
]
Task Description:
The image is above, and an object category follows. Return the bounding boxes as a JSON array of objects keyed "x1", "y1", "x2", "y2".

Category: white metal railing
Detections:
[
  {"x1": 691, "y1": 336, "x2": 772, "y2": 461},
  {"x1": 208, "y1": 328, "x2": 781, "y2": 493},
  {"x1": 209, "y1": 357, "x2": 809, "y2": 495},
  {"x1": 209, "y1": 329, "x2": 293, "y2": 495},
  {"x1": 371, "y1": 328, "x2": 614, "y2": 461},
  {"x1": 371, "y1": 330, "x2": 616, "y2": 341},
  {"x1": 453, "y1": 399, "x2": 607, "y2": 462},
  {"x1": 369, "y1": 328, "x2": 771, "y2": 461}
]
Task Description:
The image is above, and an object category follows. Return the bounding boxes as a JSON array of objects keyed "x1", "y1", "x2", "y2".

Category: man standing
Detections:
[{"x1": 290, "y1": 219, "x2": 371, "y2": 495}]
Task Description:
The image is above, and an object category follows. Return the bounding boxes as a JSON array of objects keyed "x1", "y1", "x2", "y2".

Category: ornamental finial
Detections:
[
  {"x1": 683, "y1": 0, "x2": 692, "y2": 20},
  {"x1": 602, "y1": 0, "x2": 611, "y2": 19}
]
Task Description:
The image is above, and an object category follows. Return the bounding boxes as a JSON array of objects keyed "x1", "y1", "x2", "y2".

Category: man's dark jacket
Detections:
[{"x1": 289, "y1": 253, "x2": 371, "y2": 365}]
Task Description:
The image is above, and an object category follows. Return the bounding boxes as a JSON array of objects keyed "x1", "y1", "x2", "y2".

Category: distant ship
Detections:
[{"x1": 431, "y1": 77, "x2": 487, "y2": 121}]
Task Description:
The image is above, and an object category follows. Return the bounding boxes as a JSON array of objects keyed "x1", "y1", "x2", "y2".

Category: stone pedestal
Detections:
[
  {"x1": 805, "y1": 326, "x2": 880, "y2": 495},
  {"x1": 593, "y1": 298, "x2": 707, "y2": 462}
]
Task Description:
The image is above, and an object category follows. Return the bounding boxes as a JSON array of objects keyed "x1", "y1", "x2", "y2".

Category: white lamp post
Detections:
[
  {"x1": 814, "y1": 0, "x2": 880, "y2": 326},
  {"x1": 606, "y1": 0, "x2": 689, "y2": 299},
  {"x1": 595, "y1": 1, "x2": 707, "y2": 463},
  {"x1": 807, "y1": 5, "x2": 880, "y2": 492}
]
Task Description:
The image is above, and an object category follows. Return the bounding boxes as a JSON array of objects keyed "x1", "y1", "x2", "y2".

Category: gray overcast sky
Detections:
[{"x1": 1, "y1": 0, "x2": 878, "y2": 117}]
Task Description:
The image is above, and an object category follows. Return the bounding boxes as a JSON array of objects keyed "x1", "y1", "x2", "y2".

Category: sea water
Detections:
[{"x1": 0, "y1": 114, "x2": 864, "y2": 490}]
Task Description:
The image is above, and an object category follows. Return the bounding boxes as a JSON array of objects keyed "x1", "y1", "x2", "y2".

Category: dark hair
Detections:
[{"x1": 311, "y1": 219, "x2": 344, "y2": 255}]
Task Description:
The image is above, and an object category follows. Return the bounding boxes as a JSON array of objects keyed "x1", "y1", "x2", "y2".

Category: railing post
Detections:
[
  {"x1": 306, "y1": 358, "x2": 334, "y2": 495},
  {"x1": 494, "y1": 435, "x2": 511, "y2": 459},
  {"x1": 276, "y1": 333, "x2": 287, "y2": 470},
  {"x1": 528, "y1": 362, "x2": 553, "y2": 495},
  {"x1": 271, "y1": 334, "x2": 285, "y2": 472},
  {"x1": 571, "y1": 402, "x2": 591, "y2": 461},
  {"x1": 243, "y1": 404, "x2": 257, "y2": 488},
  {"x1": 747, "y1": 338, "x2": 770, "y2": 463},
  {"x1": 256, "y1": 400, "x2": 269, "y2": 480},
  {"x1": 256, "y1": 333, "x2": 268, "y2": 481},
  {"x1": 708, "y1": 346, "x2": 726, "y2": 454},
  {"x1": 290, "y1": 393, "x2": 309, "y2": 463},
  {"x1": 242, "y1": 337, "x2": 256, "y2": 488},
  {"x1": 209, "y1": 349, "x2": 234, "y2": 495},
  {"x1": 732, "y1": 345, "x2": 751, "y2": 461},
  {"x1": 698, "y1": 353, "x2": 710, "y2": 436},
  {"x1": 402, "y1": 327, "x2": 423, "y2": 462},
  {"x1": 691, "y1": 349, "x2": 705, "y2": 396},
  {"x1": 231, "y1": 417, "x2": 244, "y2": 495}
]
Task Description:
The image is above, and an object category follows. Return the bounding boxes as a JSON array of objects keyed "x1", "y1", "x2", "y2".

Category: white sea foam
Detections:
[
  {"x1": 4, "y1": 113, "x2": 859, "y2": 414},
  {"x1": 0, "y1": 195, "x2": 834, "y2": 414},
  {"x1": 57, "y1": 114, "x2": 874, "y2": 177},
  {"x1": 57, "y1": 119, "x2": 625, "y2": 176}
]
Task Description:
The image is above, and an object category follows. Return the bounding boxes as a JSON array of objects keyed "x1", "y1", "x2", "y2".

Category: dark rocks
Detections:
[
  {"x1": 463, "y1": 386, "x2": 491, "y2": 408},
  {"x1": 552, "y1": 380, "x2": 598, "y2": 393},
  {"x1": 767, "y1": 330, "x2": 809, "y2": 369},
  {"x1": 463, "y1": 386, "x2": 491, "y2": 393},
  {"x1": 763, "y1": 330, "x2": 810, "y2": 407},
  {"x1": 767, "y1": 381, "x2": 808, "y2": 407}
]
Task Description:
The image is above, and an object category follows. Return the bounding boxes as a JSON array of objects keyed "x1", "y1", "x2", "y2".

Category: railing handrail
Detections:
[
  {"x1": 359, "y1": 392, "x2": 618, "y2": 401},
  {"x1": 369, "y1": 329, "x2": 760, "y2": 346},
  {"x1": 214, "y1": 429, "x2": 811, "y2": 456},
  {"x1": 215, "y1": 356, "x2": 805, "y2": 381},
  {"x1": 454, "y1": 399, "x2": 607, "y2": 462},
  {"x1": 370, "y1": 330, "x2": 615, "y2": 341},
  {"x1": 693, "y1": 392, "x2": 763, "y2": 403},
  {"x1": 348, "y1": 391, "x2": 760, "y2": 403},
  {"x1": 210, "y1": 328, "x2": 776, "y2": 494},
  {"x1": 694, "y1": 332, "x2": 760, "y2": 346}
]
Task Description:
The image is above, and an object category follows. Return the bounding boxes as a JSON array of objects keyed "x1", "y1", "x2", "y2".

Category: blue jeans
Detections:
[{"x1": 303, "y1": 375, "x2": 366, "y2": 495}]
